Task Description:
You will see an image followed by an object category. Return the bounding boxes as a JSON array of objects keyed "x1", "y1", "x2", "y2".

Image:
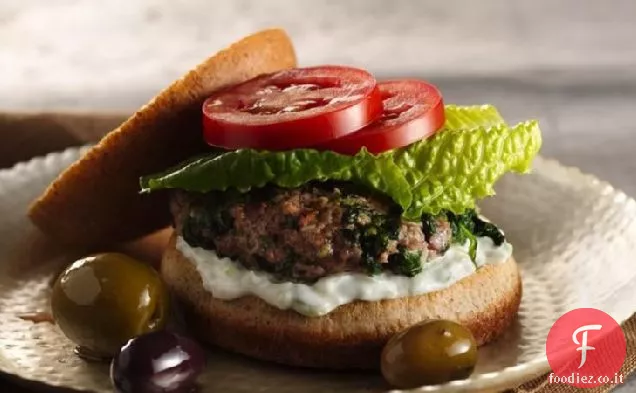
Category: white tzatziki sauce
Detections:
[{"x1": 176, "y1": 236, "x2": 513, "y2": 317}]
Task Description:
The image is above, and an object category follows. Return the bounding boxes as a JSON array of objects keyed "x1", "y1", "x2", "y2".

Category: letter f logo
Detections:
[{"x1": 572, "y1": 324, "x2": 603, "y2": 368}]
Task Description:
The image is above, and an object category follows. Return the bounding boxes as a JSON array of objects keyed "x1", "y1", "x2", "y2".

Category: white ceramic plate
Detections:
[{"x1": 1, "y1": 147, "x2": 636, "y2": 393}]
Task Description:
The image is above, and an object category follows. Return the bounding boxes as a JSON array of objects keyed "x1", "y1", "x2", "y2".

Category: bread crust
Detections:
[
  {"x1": 28, "y1": 29, "x2": 297, "y2": 247},
  {"x1": 161, "y1": 234, "x2": 522, "y2": 370}
]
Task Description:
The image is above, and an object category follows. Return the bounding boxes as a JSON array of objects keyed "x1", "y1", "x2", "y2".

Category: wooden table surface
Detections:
[{"x1": 2, "y1": 1, "x2": 636, "y2": 391}]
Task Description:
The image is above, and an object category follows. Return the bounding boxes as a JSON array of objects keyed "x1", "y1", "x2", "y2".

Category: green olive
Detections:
[
  {"x1": 381, "y1": 319, "x2": 477, "y2": 388},
  {"x1": 51, "y1": 253, "x2": 169, "y2": 358}
]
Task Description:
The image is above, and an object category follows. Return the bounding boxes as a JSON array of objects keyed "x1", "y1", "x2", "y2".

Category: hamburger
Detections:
[{"x1": 29, "y1": 29, "x2": 542, "y2": 370}]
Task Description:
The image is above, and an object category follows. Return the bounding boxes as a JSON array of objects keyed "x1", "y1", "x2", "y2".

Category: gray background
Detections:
[{"x1": 2, "y1": 0, "x2": 636, "y2": 391}]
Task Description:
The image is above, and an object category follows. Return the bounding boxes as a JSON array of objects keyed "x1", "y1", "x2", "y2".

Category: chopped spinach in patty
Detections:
[{"x1": 176, "y1": 183, "x2": 505, "y2": 283}]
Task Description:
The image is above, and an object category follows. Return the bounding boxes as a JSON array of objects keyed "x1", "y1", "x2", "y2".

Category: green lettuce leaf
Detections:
[
  {"x1": 142, "y1": 145, "x2": 414, "y2": 209},
  {"x1": 394, "y1": 121, "x2": 541, "y2": 218},
  {"x1": 443, "y1": 104, "x2": 505, "y2": 129},
  {"x1": 140, "y1": 106, "x2": 541, "y2": 220}
]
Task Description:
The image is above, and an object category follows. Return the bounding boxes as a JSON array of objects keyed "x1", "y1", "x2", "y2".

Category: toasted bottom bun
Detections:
[{"x1": 161, "y1": 234, "x2": 522, "y2": 369}]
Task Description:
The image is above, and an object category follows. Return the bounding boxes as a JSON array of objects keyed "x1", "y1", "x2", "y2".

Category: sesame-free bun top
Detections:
[{"x1": 28, "y1": 29, "x2": 297, "y2": 247}]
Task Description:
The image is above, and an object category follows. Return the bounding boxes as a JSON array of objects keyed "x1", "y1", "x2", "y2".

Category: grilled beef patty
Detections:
[{"x1": 171, "y1": 183, "x2": 453, "y2": 283}]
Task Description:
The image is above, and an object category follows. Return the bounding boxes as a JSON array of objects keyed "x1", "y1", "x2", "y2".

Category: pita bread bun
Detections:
[
  {"x1": 28, "y1": 29, "x2": 297, "y2": 247},
  {"x1": 161, "y1": 234, "x2": 521, "y2": 369}
]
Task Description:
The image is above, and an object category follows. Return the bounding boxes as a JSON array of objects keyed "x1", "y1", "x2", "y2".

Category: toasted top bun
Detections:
[{"x1": 28, "y1": 29, "x2": 297, "y2": 247}]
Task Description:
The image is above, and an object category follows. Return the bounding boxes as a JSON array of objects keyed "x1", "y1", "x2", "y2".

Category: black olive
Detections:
[{"x1": 110, "y1": 331, "x2": 205, "y2": 393}]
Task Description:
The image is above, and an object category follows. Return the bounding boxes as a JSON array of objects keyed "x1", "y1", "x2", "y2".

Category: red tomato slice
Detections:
[
  {"x1": 315, "y1": 80, "x2": 445, "y2": 155},
  {"x1": 202, "y1": 66, "x2": 383, "y2": 150}
]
